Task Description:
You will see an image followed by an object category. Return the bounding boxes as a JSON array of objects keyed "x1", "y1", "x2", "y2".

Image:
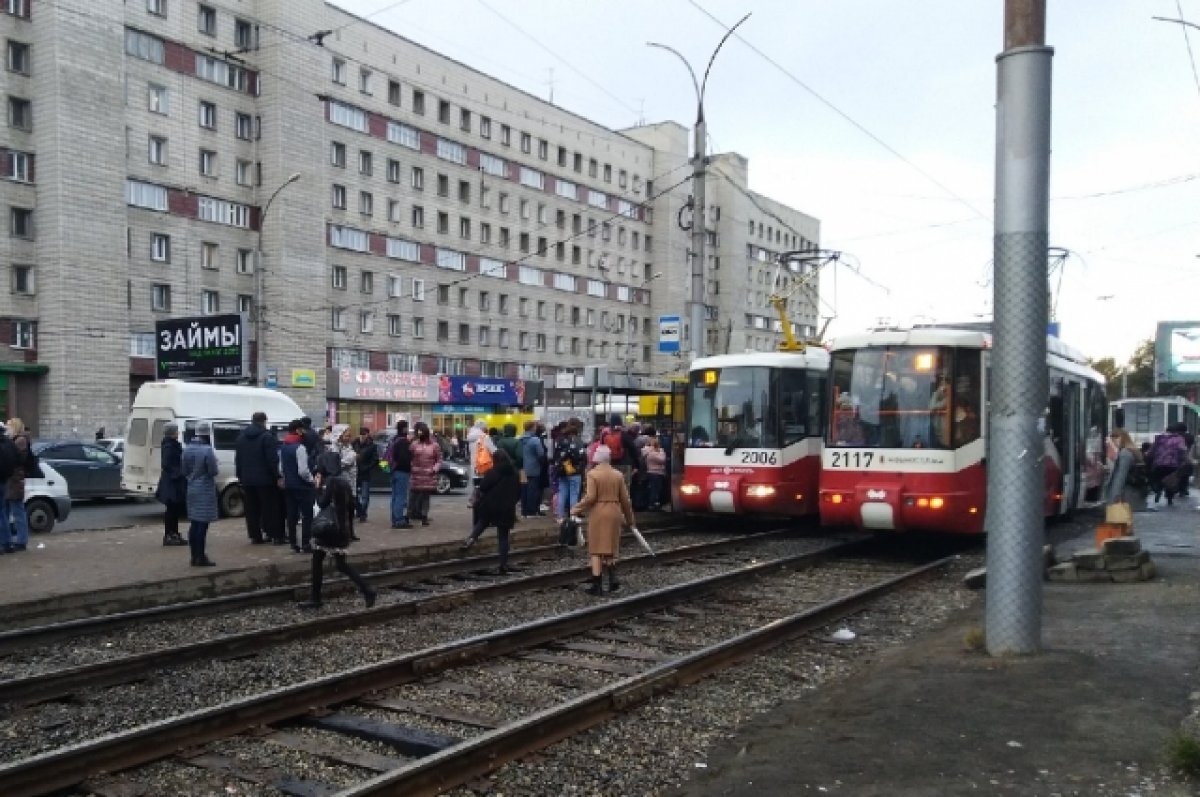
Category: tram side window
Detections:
[
  {"x1": 808, "y1": 371, "x2": 826, "y2": 440},
  {"x1": 952, "y1": 348, "x2": 982, "y2": 447},
  {"x1": 778, "y1": 369, "x2": 808, "y2": 445}
]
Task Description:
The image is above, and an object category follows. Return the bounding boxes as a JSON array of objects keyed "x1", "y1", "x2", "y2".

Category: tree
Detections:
[
  {"x1": 1125, "y1": 339, "x2": 1155, "y2": 397},
  {"x1": 1087, "y1": 357, "x2": 1122, "y2": 401}
]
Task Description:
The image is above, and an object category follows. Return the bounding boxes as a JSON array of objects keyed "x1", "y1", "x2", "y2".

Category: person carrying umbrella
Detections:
[{"x1": 571, "y1": 444, "x2": 636, "y2": 595}]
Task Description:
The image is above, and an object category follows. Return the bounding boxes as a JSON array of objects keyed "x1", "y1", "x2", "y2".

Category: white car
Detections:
[{"x1": 24, "y1": 460, "x2": 73, "y2": 533}]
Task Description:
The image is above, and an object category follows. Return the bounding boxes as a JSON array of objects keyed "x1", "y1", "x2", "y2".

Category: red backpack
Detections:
[{"x1": 604, "y1": 429, "x2": 625, "y2": 463}]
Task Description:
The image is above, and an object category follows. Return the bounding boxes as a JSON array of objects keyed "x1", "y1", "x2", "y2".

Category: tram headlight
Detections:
[
  {"x1": 828, "y1": 493, "x2": 844, "y2": 504},
  {"x1": 930, "y1": 497, "x2": 945, "y2": 510},
  {"x1": 680, "y1": 483, "x2": 701, "y2": 496},
  {"x1": 745, "y1": 485, "x2": 776, "y2": 498}
]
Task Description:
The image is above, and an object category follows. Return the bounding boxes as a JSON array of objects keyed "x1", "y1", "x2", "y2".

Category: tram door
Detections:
[
  {"x1": 1056, "y1": 380, "x2": 1083, "y2": 512},
  {"x1": 669, "y1": 378, "x2": 688, "y2": 512}
]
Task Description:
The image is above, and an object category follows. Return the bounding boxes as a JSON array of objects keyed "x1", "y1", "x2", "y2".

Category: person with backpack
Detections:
[
  {"x1": 387, "y1": 420, "x2": 413, "y2": 529},
  {"x1": 460, "y1": 448, "x2": 521, "y2": 573},
  {"x1": 1147, "y1": 423, "x2": 1190, "y2": 506},
  {"x1": 518, "y1": 421, "x2": 545, "y2": 518},
  {"x1": 604, "y1": 416, "x2": 638, "y2": 490},
  {"x1": 279, "y1": 420, "x2": 317, "y2": 553},
  {"x1": 299, "y1": 449, "x2": 376, "y2": 610},
  {"x1": 352, "y1": 427, "x2": 377, "y2": 522},
  {"x1": 553, "y1": 419, "x2": 587, "y2": 522}
]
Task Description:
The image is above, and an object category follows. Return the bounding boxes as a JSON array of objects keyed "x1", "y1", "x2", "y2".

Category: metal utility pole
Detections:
[
  {"x1": 649, "y1": 13, "x2": 748, "y2": 364},
  {"x1": 255, "y1": 172, "x2": 301, "y2": 384},
  {"x1": 985, "y1": 0, "x2": 1053, "y2": 656}
]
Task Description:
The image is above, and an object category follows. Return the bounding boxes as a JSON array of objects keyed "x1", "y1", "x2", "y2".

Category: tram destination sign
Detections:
[{"x1": 156, "y1": 314, "x2": 248, "y2": 381}]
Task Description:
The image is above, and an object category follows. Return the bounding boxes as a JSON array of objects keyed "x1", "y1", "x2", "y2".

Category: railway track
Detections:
[
  {"x1": 0, "y1": 536, "x2": 952, "y2": 797},
  {"x1": 0, "y1": 530, "x2": 804, "y2": 705}
]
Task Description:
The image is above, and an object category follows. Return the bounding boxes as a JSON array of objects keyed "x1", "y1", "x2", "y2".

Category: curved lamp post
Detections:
[{"x1": 255, "y1": 172, "x2": 301, "y2": 383}]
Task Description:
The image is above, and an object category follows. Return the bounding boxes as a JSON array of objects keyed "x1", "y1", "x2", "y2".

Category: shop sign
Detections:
[
  {"x1": 432, "y1": 404, "x2": 490, "y2": 414},
  {"x1": 326, "y1": 368, "x2": 440, "y2": 402},
  {"x1": 438, "y1": 376, "x2": 527, "y2": 406},
  {"x1": 292, "y1": 369, "x2": 317, "y2": 388},
  {"x1": 156, "y1": 314, "x2": 247, "y2": 380}
]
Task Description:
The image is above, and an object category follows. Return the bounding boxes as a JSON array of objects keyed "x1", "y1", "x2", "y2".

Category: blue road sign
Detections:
[{"x1": 659, "y1": 315, "x2": 681, "y2": 353}]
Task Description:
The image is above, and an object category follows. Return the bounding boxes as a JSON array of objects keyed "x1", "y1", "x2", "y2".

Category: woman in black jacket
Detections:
[
  {"x1": 299, "y1": 450, "x2": 376, "y2": 609},
  {"x1": 461, "y1": 448, "x2": 521, "y2": 573},
  {"x1": 155, "y1": 423, "x2": 188, "y2": 547}
]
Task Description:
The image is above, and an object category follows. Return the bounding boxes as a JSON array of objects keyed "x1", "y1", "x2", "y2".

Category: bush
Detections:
[{"x1": 1165, "y1": 732, "x2": 1200, "y2": 778}]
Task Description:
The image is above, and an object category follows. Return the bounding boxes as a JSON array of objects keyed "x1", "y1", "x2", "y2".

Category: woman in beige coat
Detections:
[{"x1": 571, "y1": 445, "x2": 635, "y2": 595}]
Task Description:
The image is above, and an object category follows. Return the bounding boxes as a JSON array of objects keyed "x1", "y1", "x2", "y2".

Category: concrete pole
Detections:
[
  {"x1": 690, "y1": 115, "x2": 707, "y2": 363},
  {"x1": 985, "y1": 0, "x2": 1053, "y2": 656}
]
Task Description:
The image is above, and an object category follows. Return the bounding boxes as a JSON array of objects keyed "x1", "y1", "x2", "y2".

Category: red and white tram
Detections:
[
  {"x1": 819, "y1": 327, "x2": 1107, "y2": 534},
  {"x1": 678, "y1": 351, "x2": 829, "y2": 518}
]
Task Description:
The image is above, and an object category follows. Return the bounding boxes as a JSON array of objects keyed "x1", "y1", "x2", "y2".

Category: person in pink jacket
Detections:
[{"x1": 408, "y1": 422, "x2": 442, "y2": 524}]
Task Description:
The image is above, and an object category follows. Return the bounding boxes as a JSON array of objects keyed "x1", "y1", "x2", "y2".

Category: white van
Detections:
[{"x1": 122, "y1": 380, "x2": 305, "y2": 517}]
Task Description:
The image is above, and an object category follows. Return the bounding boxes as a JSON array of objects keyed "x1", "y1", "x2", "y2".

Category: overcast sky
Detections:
[{"x1": 331, "y1": 0, "x2": 1200, "y2": 365}]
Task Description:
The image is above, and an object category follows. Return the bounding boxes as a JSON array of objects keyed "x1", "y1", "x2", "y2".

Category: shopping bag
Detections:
[
  {"x1": 629, "y1": 526, "x2": 654, "y2": 556},
  {"x1": 1104, "y1": 502, "x2": 1133, "y2": 526}
]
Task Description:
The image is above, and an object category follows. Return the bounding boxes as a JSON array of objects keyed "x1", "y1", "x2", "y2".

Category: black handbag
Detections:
[
  {"x1": 558, "y1": 516, "x2": 581, "y2": 547},
  {"x1": 312, "y1": 504, "x2": 349, "y2": 548}
]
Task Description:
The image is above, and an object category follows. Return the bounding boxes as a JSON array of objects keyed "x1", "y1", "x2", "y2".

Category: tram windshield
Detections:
[
  {"x1": 688, "y1": 366, "x2": 824, "y2": 449},
  {"x1": 827, "y1": 346, "x2": 982, "y2": 450}
]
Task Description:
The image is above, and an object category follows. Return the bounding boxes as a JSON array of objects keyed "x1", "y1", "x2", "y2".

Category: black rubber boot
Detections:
[
  {"x1": 585, "y1": 574, "x2": 603, "y2": 595},
  {"x1": 163, "y1": 534, "x2": 187, "y2": 547},
  {"x1": 299, "y1": 552, "x2": 324, "y2": 609},
  {"x1": 607, "y1": 564, "x2": 621, "y2": 593}
]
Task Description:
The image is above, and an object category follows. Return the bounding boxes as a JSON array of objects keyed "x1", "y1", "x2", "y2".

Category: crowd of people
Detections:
[
  {"x1": 1103, "y1": 421, "x2": 1199, "y2": 508},
  {"x1": 152, "y1": 412, "x2": 669, "y2": 602}
]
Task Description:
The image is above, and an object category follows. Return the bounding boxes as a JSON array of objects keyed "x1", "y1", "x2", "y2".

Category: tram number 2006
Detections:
[
  {"x1": 829, "y1": 451, "x2": 875, "y2": 468},
  {"x1": 740, "y1": 451, "x2": 779, "y2": 465}
]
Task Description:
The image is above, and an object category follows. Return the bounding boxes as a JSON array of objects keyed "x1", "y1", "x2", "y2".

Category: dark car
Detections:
[
  {"x1": 367, "y1": 439, "x2": 467, "y2": 495},
  {"x1": 33, "y1": 440, "x2": 127, "y2": 500}
]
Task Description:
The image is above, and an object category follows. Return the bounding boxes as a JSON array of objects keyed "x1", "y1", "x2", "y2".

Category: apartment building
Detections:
[{"x1": 0, "y1": 0, "x2": 818, "y2": 434}]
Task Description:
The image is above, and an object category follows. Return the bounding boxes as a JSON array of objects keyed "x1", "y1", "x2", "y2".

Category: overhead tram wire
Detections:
[
  {"x1": 1172, "y1": 0, "x2": 1200, "y2": 102},
  {"x1": 246, "y1": 0, "x2": 418, "y2": 54},
  {"x1": 684, "y1": 0, "x2": 992, "y2": 226}
]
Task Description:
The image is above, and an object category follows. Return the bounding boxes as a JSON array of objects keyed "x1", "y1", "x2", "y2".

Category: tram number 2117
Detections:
[
  {"x1": 828, "y1": 450, "x2": 875, "y2": 468},
  {"x1": 740, "y1": 450, "x2": 779, "y2": 465}
]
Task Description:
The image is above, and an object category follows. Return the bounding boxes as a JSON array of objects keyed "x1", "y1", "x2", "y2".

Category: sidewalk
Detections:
[
  {"x1": 682, "y1": 495, "x2": 1200, "y2": 796},
  {"x1": 0, "y1": 494, "x2": 571, "y2": 625}
]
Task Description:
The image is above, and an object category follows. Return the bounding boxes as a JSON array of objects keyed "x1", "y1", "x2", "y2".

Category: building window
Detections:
[
  {"x1": 11, "y1": 264, "x2": 32, "y2": 295},
  {"x1": 498, "y1": 329, "x2": 510, "y2": 349},
  {"x1": 330, "y1": 141, "x2": 345, "y2": 167},
  {"x1": 460, "y1": 108, "x2": 471, "y2": 132},
  {"x1": 412, "y1": 205, "x2": 424, "y2": 228},
  {"x1": 238, "y1": 294, "x2": 253, "y2": 316},
  {"x1": 237, "y1": 249, "x2": 253, "y2": 274},
  {"x1": 125, "y1": 29, "x2": 165, "y2": 63},
  {"x1": 480, "y1": 116, "x2": 491, "y2": 139},
  {"x1": 332, "y1": 265, "x2": 347, "y2": 289},
  {"x1": 437, "y1": 173, "x2": 449, "y2": 197},
  {"x1": 197, "y1": 4, "x2": 216, "y2": 36},
  {"x1": 520, "y1": 132, "x2": 531, "y2": 153},
  {"x1": 573, "y1": 152, "x2": 583, "y2": 172},
  {"x1": 234, "y1": 19, "x2": 257, "y2": 50},
  {"x1": 359, "y1": 191, "x2": 373, "y2": 216},
  {"x1": 199, "y1": 241, "x2": 218, "y2": 270},
  {"x1": 437, "y1": 320, "x2": 449, "y2": 342},
  {"x1": 235, "y1": 112, "x2": 253, "y2": 140},
  {"x1": 148, "y1": 135, "x2": 168, "y2": 165},
  {"x1": 500, "y1": 124, "x2": 511, "y2": 146},
  {"x1": 478, "y1": 326, "x2": 490, "y2": 346},
  {"x1": 201, "y1": 290, "x2": 220, "y2": 314},
  {"x1": 360, "y1": 311, "x2": 374, "y2": 334},
  {"x1": 12, "y1": 319, "x2": 33, "y2": 349},
  {"x1": 151, "y1": 283, "x2": 171, "y2": 311},
  {"x1": 7, "y1": 96, "x2": 30, "y2": 130},
  {"x1": 603, "y1": 163, "x2": 612, "y2": 183},
  {"x1": 412, "y1": 278, "x2": 425, "y2": 301},
  {"x1": 331, "y1": 307, "x2": 346, "y2": 330},
  {"x1": 387, "y1": 159, "x2": 400, "y2": 183},
  {"x1": 537, "y1": 139, "x2": 548, "y2": 160},
  {"x1": 147, "y1": 0, "x2": 166, "y2": 16},
  {"x1": 388, "y1": 79, "x2": 401, "y2": 106},
  {"x1": 388, "y1": 199, "x2": 401, "y2": 223},
  {"x1": 498, "y1": 192, "x2": 510, "y2": 214},
  {"x1": 412, "y1": 89, "x2": 425, "y2": 115},
  {"x1": 199, "y1": 101, "x2": 216, "y2": 130},
  {"x1": 387, "y1": 314, "x2": 402, "y2": 336},
  {"x1": 147, "y1": 84, "x2": 171, "y2": 115},
  {"x1": 130, "y1": 331, "x2": 156, "y2": 358},
  {"x1": 459, "y1": 217, "x2": 471, "y2": 239},
  {"x1": 412, "y1": 317, "x2": 425, "y2": 338},
  {"x1": 150, "y1": 233, "x2": 170, "y2": 262},
  {"x1": 199, "y1": 149, "x2": 217, "y2": 177},
  {"x1": 360, "y1": 270, "x2": 374, "y2": 294},
  {"x1": 331, "y1": 184, "x2": 346, "y2": 209},
  {"x1": 358, "y1": 150, "x2": 372, "y2": 175},
  {"x1": 9, "y1": 207, "x2": 32, "y2": 238},
  {"x1": 359, "y1": 68, "x2": 371, "y2": 94},
  {"x1": 458, "y1": 323, "x2": 470, "y2": 344},
  {"x1": 437, "y1": 212, "x2": 449, "y2": 234},
  {"x1": 458, "y1": 180, "x2": 470, "y2": 203},
  {"x1": 588, "y1": 158, "x2": 598, "y2": 178},
  {"x1": 332, "y1": 58, "x2": 345, "y2": 84},
  {"x1": 3, "y1": 40, "x2": 27, "y2": 75},
  {"x1": 411, "y1": 166, "x2": 424, "y2": 190},
  {"x1": 235, "y1": 159, "x2": 252, "y2": 187},
  {"x1": 519, "y1": 331, "x2": 529, "y2": 350},
  {"x1": 438, "y1": 99, "x2": 451, "y2": 124},
  {"x1": 480, "y1": 222, "x2": 491, "y2": 244}
]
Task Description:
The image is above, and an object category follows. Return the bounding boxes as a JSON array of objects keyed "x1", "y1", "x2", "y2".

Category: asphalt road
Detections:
[{"x1": 50, "y1": 488, "x2": 469, "y2": 533}]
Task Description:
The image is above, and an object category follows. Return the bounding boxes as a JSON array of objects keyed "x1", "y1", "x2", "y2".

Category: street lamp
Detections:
[
  {"x1": 255, "y1": 172, "x2": 301, "y2": 383},
  {"x1": 648, "y1": 13, "x2": 749, "y2": 364}
]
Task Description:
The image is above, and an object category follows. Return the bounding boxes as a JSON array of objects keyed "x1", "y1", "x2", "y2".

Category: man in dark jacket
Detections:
[
  {"x1": 235, "y1": 411, "x2": 284, "y2": 544},
  {"x1": 279, "y1": 420, "x2": 316, "y2": 552},
  {"x1": 498, "y1": 422, "x2": 522, "y2": 465},
  {"x1": 298, "y1": 416, "x2": 322, "y2": 473},
  {"x1": 388, "y1": 420, "x2": 413, "y2": 529},
  {"x1": 352, "y1": 426, "x2": 377, "y2": 521}
]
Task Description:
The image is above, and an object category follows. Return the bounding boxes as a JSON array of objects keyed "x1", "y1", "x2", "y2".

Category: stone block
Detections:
[
  {"x1": 1102, "y1": 536, "x2": 1142, "y2": 556},
  {"x1": 1105, "y1": 550, "x2": 1151, "y2": 571},
  {"x1": 1047, "y1": 563, "x2": 1077, "y2": 582},
  {"x1": 962, "y1": 567, "x2": 986, "y2": 590},
  {"x1": 1071, "y1": 550, "x2": 1107, "y2": 571},
  {"x1": 1110, "y1": 562, "x2": 1156, "y2": 583}
]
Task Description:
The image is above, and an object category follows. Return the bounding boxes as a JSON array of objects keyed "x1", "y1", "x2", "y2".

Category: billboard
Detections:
[
  {"x1": 1155, "y1": 321, "x2": 1200, "y2": 384},
  {"x1": 156, "y1": 314, "x2": 248, "y2": 380}
]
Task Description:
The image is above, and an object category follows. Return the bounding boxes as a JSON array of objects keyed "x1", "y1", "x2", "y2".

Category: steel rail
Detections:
[
  {"x1": 0, "y1": 529, "x2": 797, "y2": 705},
  {"x1": 0, "y1": 538, "x2": 869, "y2": 797},
  {"x1": 0, "y1": 525, "x2": 696, "y2": 654},
  {"x1": 337, "y1": 555, "x2": 956, "y2": 796}
]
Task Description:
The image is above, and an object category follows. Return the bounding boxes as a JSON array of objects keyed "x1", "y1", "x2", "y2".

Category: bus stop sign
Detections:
[{"x1": 659, "y1": 315, "x2": 681, "y2": 353}]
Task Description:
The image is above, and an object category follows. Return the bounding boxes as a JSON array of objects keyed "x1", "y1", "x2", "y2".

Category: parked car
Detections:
[
  {"x1": 368, "y1": 439, "x2": 468, "y2": 495},
  {"x1": 24, "y1": 460, "x2": 72, "y2": 533},
  {"x1": 97, "y1": 437, "x2": 125, "y2": 457},
  {"x1": 33, "y1": 440, "x2": 127, "y2": 500}
]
